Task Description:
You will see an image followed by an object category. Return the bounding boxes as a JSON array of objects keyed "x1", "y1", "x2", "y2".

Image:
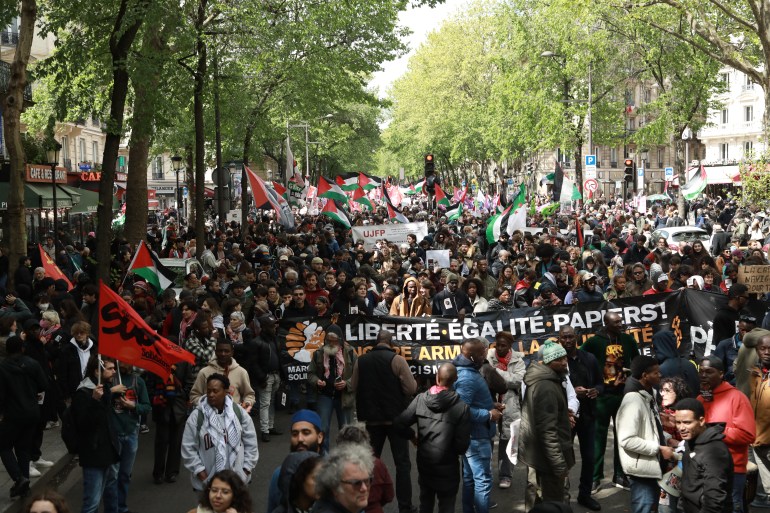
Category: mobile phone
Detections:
[{"x1": 335, "y1": 376, "x2": 343, "y2": 383}]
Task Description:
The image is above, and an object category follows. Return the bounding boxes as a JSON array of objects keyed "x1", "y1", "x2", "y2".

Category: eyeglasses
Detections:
[
  {"x1": 633, "y1": 271, "x2": 644, "y2": 275},
  {"x1": 341, "y1": 477, "x2": 372, "y2": 490}
]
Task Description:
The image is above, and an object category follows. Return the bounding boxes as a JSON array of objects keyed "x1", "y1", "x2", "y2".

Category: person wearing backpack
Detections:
[
  {"x1": 181, "y1": 373, "x2": 259, "y2": 491},
  {"x1": 102, "y1": 362, "x2": 151, "y2": 513},
  {"x1": 72, "y1": 355, "x2": 120, "y2": 513}
]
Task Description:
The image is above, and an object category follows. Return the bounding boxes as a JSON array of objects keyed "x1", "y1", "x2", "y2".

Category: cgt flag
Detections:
[
  {"x1": 98, "y1": 281, "x2": 195, "y2": 378},
  {"x1": 39, "y1": 244, "x2": 73, "y2": 290}
]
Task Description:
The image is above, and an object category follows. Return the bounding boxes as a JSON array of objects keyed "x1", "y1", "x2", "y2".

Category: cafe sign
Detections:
[
  {"x1": 26, "y1": 165, "x2": 67, "y2": 184},
  {"x1": 80, "y1": 171, "x2": 128, "y2": 182}
]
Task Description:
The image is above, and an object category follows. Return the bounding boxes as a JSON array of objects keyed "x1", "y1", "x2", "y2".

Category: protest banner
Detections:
[
  {"x1": 278, "y1": 289, "x2": 767, "y2": 382},
  {"x1": 426, "y1": 250, "x2": 450, "y2": 269},
  {"x1": 738, "y1": 265, "x2": 770, "y2": 294},
  {"x1": 351, "y1": 222, "x2": 429, "y2": 251}
]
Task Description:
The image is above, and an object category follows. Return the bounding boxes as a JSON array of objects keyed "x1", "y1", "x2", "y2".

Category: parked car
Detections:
[{"x1": 651, "y1": 226, "x2": 711, "y2": 254}]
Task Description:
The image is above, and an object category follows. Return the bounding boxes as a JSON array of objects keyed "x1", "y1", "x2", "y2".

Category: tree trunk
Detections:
[
  {"x1": 193, "y1": 0, "x2": 208, "y2": 264},
  {"x1": 5, "y1": 0, "x2": 36, "y2": 290},
  {"x1": 96, "y1": 0, "x2": 148, "y2": 284},
  {"x1": 185, "y1": 147, "x2": 194, "y2": 227}
]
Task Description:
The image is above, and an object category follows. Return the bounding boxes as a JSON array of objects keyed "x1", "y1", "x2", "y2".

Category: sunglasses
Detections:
[{"x1": 341, "y1": 477, "x2": 372, "y2": 490}]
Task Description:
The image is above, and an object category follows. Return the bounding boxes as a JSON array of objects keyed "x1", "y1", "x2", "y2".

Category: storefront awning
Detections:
[
  {"x1": 67, "y1": 187, "x2": 100, "y2": 214},
  {"x1": 0, "y1": 183, "x2": 74, "y2": 209},
  {"x1": 701, "y1": 165, "x2": 741, "y2": 185}
]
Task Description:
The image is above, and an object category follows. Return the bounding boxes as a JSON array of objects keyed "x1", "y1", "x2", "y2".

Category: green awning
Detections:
[
  {"x1": 0, "y1": 182, "x2": 74, "y2": 209},
  {"x1": 67, "y1": 187, "x2": 100, "y2": 214}
]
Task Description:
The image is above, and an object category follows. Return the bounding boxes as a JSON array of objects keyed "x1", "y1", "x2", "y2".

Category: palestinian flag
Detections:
[
  {"x1": 272, "y1": 181, "x2": 288, "y2": 199},
  {"x1": 486, "y1": 204, "x2": 514, "y2": 244},
  {"x1": 321, "y1": 200, "x2": 351, "y2": 228},
  {"x1": 485, "y1": 184, "x2": 527, "y2": 243},
  {"x1": 559, "y1": 176, "x2": 582, "y2": 203},
  {"x1": 409, "y1": 180, "x2": 424, "y2": 195},
  {"x1": 246, "y1": 166, "x2": 295, "y2": 229},
  {"x1": 435, "y1": 183, "x2": 450, "y2": 208},
  {"x1": 445, "y1": 202, "x2": 463, "y2": 221},
  {"x1": 383, "y1": 185, "x2": 409, "y2": 223},
  {"x1": 318, "y1": 176, "x2": 348, "y2": 203},
  {"x1": 335, "y1": 172, "x2": 359, "y2": 192},
  {"x1": 128, "y1": 240, "x2": 175, "y2": 292},
  {"x1": 359, "y1": 172, "x2": 383, "y2": 191},
  {"x1": 682, "y1": 164, "x2": 707, "y2": 201},
  {"x1": 353, "y1": 187, "x2": 374, "y2": 210}
]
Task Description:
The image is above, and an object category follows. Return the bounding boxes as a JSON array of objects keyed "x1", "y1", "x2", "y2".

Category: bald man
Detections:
[{"x1": 396, "y1": 364, "x2": 470, "y2": 513}]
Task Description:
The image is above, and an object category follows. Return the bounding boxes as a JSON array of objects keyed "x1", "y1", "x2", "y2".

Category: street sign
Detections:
[
  {"x1": 584, "y1": 154, "x2": 597, "y2": 180},
  {"x1": 637, "y1": 166, "x2": 645, "y2": 191},
  {"x1": 182, "y1": 186, "x2": 188, "y2": 197},
  {"x1": 507, "y1": 178, "x2": 514, "y2": 185},
  {"x1": 665, "y1": 166, "x2": 674, "y2": 181},
  {"x1": 584, "y1": 178, "x2": 598, "y2": 192}
]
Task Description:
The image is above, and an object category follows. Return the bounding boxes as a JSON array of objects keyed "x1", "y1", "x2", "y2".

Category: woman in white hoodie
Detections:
[{"x1": 57, "y1": 321, "x2": 95, "y2": 401}]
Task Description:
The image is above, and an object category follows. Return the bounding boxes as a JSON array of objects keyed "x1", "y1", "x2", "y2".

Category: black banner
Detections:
[{"x1": 278, "y1": 289, "x2": 767, "y2": 381}]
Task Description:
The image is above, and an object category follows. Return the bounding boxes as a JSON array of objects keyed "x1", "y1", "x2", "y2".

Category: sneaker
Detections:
[
  {"x1": 33, "y1": 458, "x2": 54, "y2": 468},
  {"x1": 10, "y1": 477, "x2": 30, "y2": 498},
  {"x1": 28, "y1": 465, "x2": 41, "y2": 478},
  {"x1": 751, "y1": 496, "x2": 770, "y2": 508},
  {"x1": 268, "y1": 428, "x2": 283, "y2": 436},
  {"x1": 499, "y1": 477, "x2": 511, "y2": 489},
  {"x1": 490, "y1": 502, "x2": 498, "y2": 509},
  {"x1": 261, "y1": 432, "x2": 271, "y2": 443},
  {"x1": 612, "y1": 475, "x2": 630, "y2": 491},
  {"x1": 591, "y1": 480, "x2": 601, "y2": 495},
  {"x1": 139, "y1": 424, "x2": 150, "y2": 434}
]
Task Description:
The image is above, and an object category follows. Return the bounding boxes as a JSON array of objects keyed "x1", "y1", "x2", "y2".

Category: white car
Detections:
[{"x1": 650, "y1": 227, "x2": 712, "y2": 254}]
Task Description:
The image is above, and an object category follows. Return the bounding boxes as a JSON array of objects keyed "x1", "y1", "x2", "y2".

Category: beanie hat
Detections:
[
  {"x1": 326, "y1": 324, "x2": 343, "y2": 340},
  {"x1": 445, "y1": 273, "x2": 459, "y2": 283},
  {"x1": 290, "y1": 409, "x2": 323, "y2": 433},
  {"x1": 542, "y1": 341, "x2": 567, "y2": 364}
]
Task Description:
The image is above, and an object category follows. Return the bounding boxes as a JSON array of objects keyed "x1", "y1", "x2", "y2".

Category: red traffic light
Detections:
[
  {"x1": 425, "y1": 154, "x2": 433, "y2": 162},
  {"x1": 624, "y1": 158, "x2": 634, "y2": 167}
]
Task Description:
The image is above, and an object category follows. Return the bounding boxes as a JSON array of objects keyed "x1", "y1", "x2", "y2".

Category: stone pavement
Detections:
[{"x1": 0, "y1": 426, "x2": 72, "y2": 513}]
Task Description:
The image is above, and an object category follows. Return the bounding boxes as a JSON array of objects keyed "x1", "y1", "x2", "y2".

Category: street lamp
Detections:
[
  {"x1": 46, "y1": 141, "x2": 62, "y2": 241},
  {"x1": 171, "y1": 155, "x2": 183, "y2": 220},
  {"x1": 287, "y1": 113, "x2": 335, "y2": 182}
]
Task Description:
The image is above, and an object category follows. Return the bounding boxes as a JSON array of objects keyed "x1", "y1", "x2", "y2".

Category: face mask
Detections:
[{"x1": 38, "y1": 304, "x2": 49, "y2": 310}]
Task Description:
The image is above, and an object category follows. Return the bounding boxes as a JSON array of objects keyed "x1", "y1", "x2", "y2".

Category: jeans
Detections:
[
  {"x1": 0, "y1": 418, "x2": 36, "y2": 482},
  {"x1": 81, "y1": 466, "x2": 111, "y2": 513},
  {"x1": 628, "y1": 476, "x2": 659, "y2": 513},
  {"x1": 573, "y1": 414, "x2": 596, "y2": 497},
  {"x1": 103, "y1": 432, "x2": 139, "y2": 513},
  {"x1": 498, "y1": 438, "x2": 511, "y2": 479},
  {"x1": 461, "y1": 438, "x2": 493, "y2": 513},
  {"x1": 594, "y1": 393, "x2": 625, "y2": 482},
  {"x1": 733, "y1": 472, "x2": 746, "y2": 513},
  {"x1": 258, "y1": 373, "x2": 281, "y2": 433},
  {"x1": 367, "y1": 424, "x2": 413, "y2": 513},
  {"x1": 316, "y1": 394, "x2": 352, "y2": 453}
]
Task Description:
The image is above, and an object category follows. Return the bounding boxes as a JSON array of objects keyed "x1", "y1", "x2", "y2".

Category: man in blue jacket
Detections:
[{"x1": 453, "y1": 338, "x2": 503, "y2": 513}]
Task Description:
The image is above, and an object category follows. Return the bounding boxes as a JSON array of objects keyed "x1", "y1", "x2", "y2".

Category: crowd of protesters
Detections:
[{"x1": 1, "y1": 189, "x2": 770, "y2": 513}]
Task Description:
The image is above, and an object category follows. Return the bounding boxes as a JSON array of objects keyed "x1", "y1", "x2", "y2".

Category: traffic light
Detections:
[
  {"x1": 624, "y1": 158, "x2": 635, "y2": 183},
  {"x1": 424, "y1": 153, "x2": 436, "y2": 194}
]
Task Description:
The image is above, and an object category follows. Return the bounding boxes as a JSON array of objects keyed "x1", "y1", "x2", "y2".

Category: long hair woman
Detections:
[{"x1": 187, "y1": 469, "x2": 253, "y2": 513}]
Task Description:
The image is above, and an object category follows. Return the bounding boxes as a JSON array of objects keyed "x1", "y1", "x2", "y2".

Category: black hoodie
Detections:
[
  {"x1": 652, "y1": 330, "x2": 699, "y2": 397},
  {"x1": 681, "y1": 423, "x2": 733, "y2": 513},
  {"x1": 0, "y1": 353, "x2": 48, "y2": 421},
  {"x1": 394, "y1": 388, "x2": 470, "y2": 491}
]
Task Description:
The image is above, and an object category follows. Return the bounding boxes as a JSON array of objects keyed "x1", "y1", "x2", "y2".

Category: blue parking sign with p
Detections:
[{"x1": 585, "y1": 155, "x2": 596, "y2": 166}]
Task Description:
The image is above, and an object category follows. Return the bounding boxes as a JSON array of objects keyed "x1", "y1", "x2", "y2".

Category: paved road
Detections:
[{"x1": 51, "y1": 407, "x2": 632, "y2": 513}]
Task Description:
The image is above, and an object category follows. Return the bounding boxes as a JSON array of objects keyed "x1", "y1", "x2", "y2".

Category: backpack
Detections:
[
  {"x1": 194, "y1": 402, "x2": 244, "y2": 443},
  {"x1": 60, "y1": 405, "x2": 79, "y2": 454}
]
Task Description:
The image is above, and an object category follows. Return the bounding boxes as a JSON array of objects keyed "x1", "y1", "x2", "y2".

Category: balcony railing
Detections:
[
  {"x1": 0, "y1": 61, "x2": 32, "y2": 102},
  {"x1": 0, "y1": 31, "x2": 18, "y2": 46}
]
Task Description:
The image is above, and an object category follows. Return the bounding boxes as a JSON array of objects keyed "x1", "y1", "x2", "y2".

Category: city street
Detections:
[{"x1": 51, "y1": 407, "x2": 630, "y2": 513}]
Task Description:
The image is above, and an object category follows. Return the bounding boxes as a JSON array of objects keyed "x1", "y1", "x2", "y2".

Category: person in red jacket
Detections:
[{"x1": 697, "y1": 355, "x2": 756, "y2": 513}]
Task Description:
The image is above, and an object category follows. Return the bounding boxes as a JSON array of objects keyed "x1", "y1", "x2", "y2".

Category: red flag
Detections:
[
  {"x1": 38, "y1": 244, "x2": 73, "y2": 290},
  {"x1": 98, "y1": 281, "x2": 195, "y2": 378}
]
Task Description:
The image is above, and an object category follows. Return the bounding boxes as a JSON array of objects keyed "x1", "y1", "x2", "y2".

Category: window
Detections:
[
  {"x1": 78, "y1": 138, "x2": 86, "y2": 163},
  {"x1": 720, "y1": 143, "x2": 729, "y2": 161},
  {"x1": 658, "y1": 148, "x2": 664, "y2": 168},
  {"x1": 720, "y1": 72, "x2": 730, "y2": 86},
  {"x1": 744, "y1": 141, "x2": 753, "y2": 155},
  {"x1": 644, "y1": 89, "x2": 651, "y2": 103},
  {"x1": 152, "y1": 156, "x2": 164, "y2": 180},
  {"x1": 721, "y1": 109, "x2": 729, "y2": 124},
  {"x1": 61, "y1": 136, "x2": 69, "y2": 162},
  {"x1": 92, "y1": 141, "x2": 99, "y2": 163},
  {"x1": 745, "y1": 106, "x2": 754, "y2": 122}
]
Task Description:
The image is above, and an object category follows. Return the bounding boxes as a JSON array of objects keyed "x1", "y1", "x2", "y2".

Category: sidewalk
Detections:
[{"x1": 0, "y1": 426, "x2": 73, "y2": 513}]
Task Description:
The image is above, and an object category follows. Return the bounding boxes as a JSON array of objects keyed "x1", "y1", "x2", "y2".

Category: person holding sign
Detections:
[{"x1": 432, "y1": 274, "x2": 472, "y2": 318}]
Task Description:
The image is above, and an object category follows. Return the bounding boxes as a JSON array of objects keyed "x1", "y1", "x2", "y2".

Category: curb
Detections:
[{"x1": 3, "y1": 455, "x2": 75, "y2": 513}]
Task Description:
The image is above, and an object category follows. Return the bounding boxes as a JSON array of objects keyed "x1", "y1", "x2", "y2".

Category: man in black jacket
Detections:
[
  {"x1": 395, "y1": 363, "x2": 470, "y2": 513},
  {"x1": 352, "y1": 329, "x2": 417, "y2": 513},
  {"x1": 675, "y1": 398, "x2": 733, "y2": 513},
  {"x1": 0, "y1": 336, "x2": 48, "y2": 498}
]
